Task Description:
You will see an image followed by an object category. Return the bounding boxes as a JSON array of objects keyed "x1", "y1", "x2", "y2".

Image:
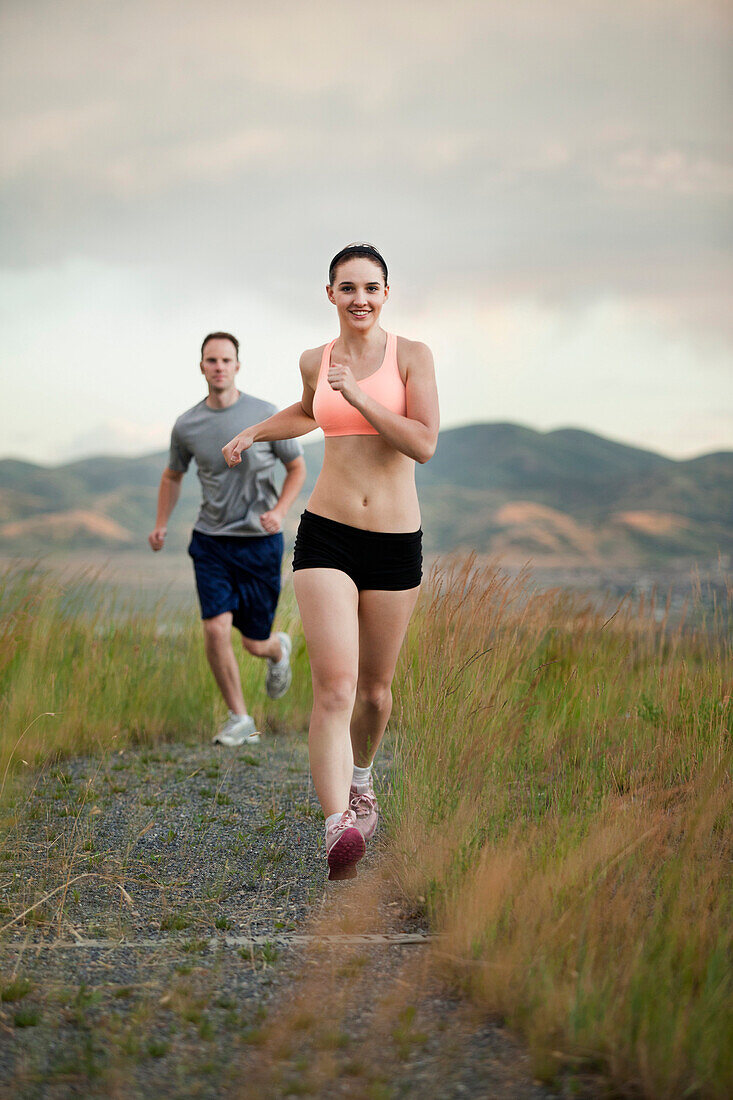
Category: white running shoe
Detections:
[
  {"x1": 212, "y1": 711, "x2": 261, "y2": 747},
  {"x1": 265, "y1": 632, "x2": 292, "y2": 699}
]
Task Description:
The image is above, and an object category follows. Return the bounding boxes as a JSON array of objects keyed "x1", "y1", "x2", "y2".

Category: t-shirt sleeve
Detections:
[
  {"x1": 168, "y1": 422, "x2": 192, "y2": 473},
  {"x1": 260, "y1": 402, "x2": 303, "y2": 465},
  {"x1": 272, "y1": 436, "x2": 304, "y2": 464}
]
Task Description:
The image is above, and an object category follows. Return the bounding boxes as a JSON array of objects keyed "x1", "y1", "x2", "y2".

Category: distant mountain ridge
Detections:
[{"x1": 1, "y1": 423, "x2": 730, "y2": 567}]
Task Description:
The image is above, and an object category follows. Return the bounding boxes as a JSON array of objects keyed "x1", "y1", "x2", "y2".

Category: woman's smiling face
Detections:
[{"x1": 327, "y1": 257, "x2": 389, "y2": 328}]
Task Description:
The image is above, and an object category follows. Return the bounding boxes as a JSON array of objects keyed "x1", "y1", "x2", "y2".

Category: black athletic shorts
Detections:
[{"x1": 292, "y1": 510, "x2": 422, "y2": 591}]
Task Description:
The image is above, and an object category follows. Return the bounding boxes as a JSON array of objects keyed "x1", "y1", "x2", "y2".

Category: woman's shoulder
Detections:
[
  {"x1": 394, "y1": 335, "x2": 434, "y2": 372},
  {"x1": 299, "y1": 344, "x2": 328, "y2": 384}
]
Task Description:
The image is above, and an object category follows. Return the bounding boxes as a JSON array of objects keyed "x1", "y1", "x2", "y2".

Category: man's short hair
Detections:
[{"x1": 201, "y1": 332, "x2": 239, "y2": 359}]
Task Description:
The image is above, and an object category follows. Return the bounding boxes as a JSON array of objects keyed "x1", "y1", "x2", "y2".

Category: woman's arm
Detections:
[
  {"x1": 223, "y1": 351, "x2": 320, "y2": 467},
  {"x1": 328, "y1": 339, "x2": 439, "y2": 463}
]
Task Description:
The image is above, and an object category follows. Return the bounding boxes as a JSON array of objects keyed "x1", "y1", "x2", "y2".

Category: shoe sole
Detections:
[
  {"x1": 211, "y1": 733, "x2": 261, "y2": 746},
  {"x1": 327, "y1": 827, "x2": 365, "y2": 881},
  {"x1": 265, "y1": 668, "x2": 292, "y2": 700},
  {"x1": 266, "y1": 634, "x2": 292, "y2": 699}
]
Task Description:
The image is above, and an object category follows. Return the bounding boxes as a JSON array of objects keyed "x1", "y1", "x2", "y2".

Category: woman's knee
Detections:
[
  {"x1": 241, "y1": 635, "x2": 268, "y2": 657},
  {"x1": 356, "y1": 680, "x2": 393, "y2": 713},
  {"x1": 312, "y1": 674, "x2": 358, "y2": 714}
]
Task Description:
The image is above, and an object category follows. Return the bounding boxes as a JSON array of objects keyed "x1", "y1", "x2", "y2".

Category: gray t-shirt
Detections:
[{"x1": 168, "y1": 393, "x2": 303, "y2": 537}]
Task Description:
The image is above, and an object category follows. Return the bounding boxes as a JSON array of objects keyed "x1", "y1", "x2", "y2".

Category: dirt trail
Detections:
[{"x1": 0, "y1": 734, "x2": 554, "y2": 1098}]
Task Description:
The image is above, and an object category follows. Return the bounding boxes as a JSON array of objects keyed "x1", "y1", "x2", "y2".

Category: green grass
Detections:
[
  {"x1": 390, "y1": 557, "x2": 732, "y2": 1099},
  {"x1": 0, "y1": 561, "x2": 313, "y2": 787},
  {"x1": 2, "y1": 977, "x2": 32, "y2": 1002}
]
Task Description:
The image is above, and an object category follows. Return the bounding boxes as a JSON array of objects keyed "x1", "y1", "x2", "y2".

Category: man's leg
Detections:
[
  {"x1": 202, "y1": 611, "x2": 248, "y2": 715},
  {"x1": 232, "y1": 534, "x2": 292, "y2": 700},
  {"x1": 241, "y1": 630, "x2": 292, "y2": 700},
  {"x1": 240, "y1": 634, "x2": 282, "y2": 661}
]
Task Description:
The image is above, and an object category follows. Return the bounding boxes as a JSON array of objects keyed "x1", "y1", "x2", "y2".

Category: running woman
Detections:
[
  {"x1": 149, "y1": 332, "x2": 306, "y2": 747},
  {"x1": 222, "y1": 245, "x2": 439, "y2": 878}
]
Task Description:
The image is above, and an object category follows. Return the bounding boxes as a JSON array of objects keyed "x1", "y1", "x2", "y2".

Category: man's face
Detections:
[{"x1": 200, "y1": 338, "x2": 240, "y2": 391}]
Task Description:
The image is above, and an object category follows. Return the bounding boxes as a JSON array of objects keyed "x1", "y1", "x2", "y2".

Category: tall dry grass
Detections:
[
  {"x1": 0, "y1": 562, "x2": 312, "y2": 789},
  {"x1": 2, "y1": 556, "x2": 730, "y2": 1094},
  {"x1": 391, "y1": 557, "x2": 732, "y2": 1098}
]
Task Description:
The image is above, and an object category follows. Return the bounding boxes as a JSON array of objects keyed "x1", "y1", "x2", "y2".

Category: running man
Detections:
[{"x1": 149, "y1": 331, "x2": 306, "y2": 746}]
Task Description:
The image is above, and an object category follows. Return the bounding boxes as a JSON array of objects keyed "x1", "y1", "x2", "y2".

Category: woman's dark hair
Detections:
[
  {"x1": 201, "y1": 331, "x2": 240, "y2": 359},
  {"x1": 328, "y1": 243, "x2": 388, "y2": 286}
]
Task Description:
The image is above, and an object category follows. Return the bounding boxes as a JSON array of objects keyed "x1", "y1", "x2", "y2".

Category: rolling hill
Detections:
[{"x1": 0, "y1": 424, "x2": 730, "y2": 567}]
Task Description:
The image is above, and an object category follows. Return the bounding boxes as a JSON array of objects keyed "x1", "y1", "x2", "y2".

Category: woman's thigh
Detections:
[
  {"x1": 357, "y1": 587, "x2": 421, "y2": 685},
  {"x1": 293, "y1": 568, "x2": 360, "y2": 687}
]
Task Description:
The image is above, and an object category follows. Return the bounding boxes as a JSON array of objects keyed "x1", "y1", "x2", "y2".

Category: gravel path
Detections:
[{"x1": 0, "y1": 733, "x2": 558, "y2": 1098}]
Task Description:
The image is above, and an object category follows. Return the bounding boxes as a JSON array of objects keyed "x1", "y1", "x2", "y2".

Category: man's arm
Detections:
[
  {"x1": 148, "y1": 467, "x2": 185, "y2": 551},
  {"x1": 260, "y1": 456, "x2": 306, "y2": 535}
]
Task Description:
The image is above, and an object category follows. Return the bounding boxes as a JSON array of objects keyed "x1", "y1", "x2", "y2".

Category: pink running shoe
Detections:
[
  {"x1": 349, "y1": 779, "x2": 379, "y2": 841},
  {"x1": 325, "y1": 810, "x2": 365, "y2": 881}
]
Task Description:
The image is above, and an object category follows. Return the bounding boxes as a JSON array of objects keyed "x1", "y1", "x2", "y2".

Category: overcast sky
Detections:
[{"x1": 1, "y1": 0, "x2": 731, "y2": 463}]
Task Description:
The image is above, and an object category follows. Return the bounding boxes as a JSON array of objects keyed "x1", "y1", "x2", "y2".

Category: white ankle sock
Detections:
[
  {"x1": 352, "y1": 764, "x2": 373, "y2": 791},
  {"x1": 325, "y1": 811, "x2": 348, "y2": 834}
]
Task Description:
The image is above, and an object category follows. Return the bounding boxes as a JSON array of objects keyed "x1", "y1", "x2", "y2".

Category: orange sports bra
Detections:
[{"x1": 312, "y1": 332, "x2": 406, "y2": 437}]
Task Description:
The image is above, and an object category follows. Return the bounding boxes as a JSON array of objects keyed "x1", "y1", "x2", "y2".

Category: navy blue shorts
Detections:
[{"x1": 188, "y1": 530, "x2": 284, "y2": 640}]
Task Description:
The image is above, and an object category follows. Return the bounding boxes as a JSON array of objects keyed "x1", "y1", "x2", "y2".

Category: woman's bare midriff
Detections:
[{"x1": 307, "y1": 435, "x2": 421, "y2": 532}]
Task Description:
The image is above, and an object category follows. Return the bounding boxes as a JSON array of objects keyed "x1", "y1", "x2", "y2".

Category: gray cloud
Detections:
[
  {"x1": 1, "y1": 1, "x2": 730, "y2": 333},
  {"x1": 0, "y1": 1, "x2": 731, "y2": 463}
]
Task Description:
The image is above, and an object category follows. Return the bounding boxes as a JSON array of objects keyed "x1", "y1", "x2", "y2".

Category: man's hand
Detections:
[
  {"x1": 260, "y1": 508, "x2": 284, "y2": 534},
  {"x1": 223, "y1": 430, "x2": 255, "y2": 467},
  {"x1": 148, "y1": 526, "x2": 167, "y2": 551}
]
